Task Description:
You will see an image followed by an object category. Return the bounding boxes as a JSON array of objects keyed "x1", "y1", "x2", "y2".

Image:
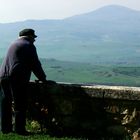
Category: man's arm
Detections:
[{"x1": 30, "y1": 46, "x2": 46, "y2": 82}]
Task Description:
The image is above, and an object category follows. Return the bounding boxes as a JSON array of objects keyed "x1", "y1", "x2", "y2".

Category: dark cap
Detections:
[{"x1": 19, "y1": 28, "x2": 37, "y2": 38}]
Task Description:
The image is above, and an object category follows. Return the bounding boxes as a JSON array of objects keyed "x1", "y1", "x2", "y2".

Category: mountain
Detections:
[{"x1": 0, "y1": 5, "x2": 140, "y2": 65}]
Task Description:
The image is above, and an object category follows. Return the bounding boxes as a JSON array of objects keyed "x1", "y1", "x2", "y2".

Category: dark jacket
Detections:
[{"x1": 0, "y1": 37, "x2": 46, "y2": 83}]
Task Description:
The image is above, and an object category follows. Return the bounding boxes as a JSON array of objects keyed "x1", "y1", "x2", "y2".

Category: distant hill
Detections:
[{"x1": 0, "y1": 5, "x2": 140, "y2": 65}]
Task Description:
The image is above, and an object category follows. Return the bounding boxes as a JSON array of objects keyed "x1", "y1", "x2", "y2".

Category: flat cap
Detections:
[{"x1": 19, "y1": 28, "x2": 37, "y2": 38}]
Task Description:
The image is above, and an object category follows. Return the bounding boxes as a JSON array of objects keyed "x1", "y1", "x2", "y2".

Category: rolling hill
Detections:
[{"x1": 0, "y1": 5, "x2": 140, "y2": 65}]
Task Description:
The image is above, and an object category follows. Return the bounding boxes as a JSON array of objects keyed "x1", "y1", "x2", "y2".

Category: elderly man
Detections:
[{"x1": 0, "y1": 28, "x2": 47, "y2": 135}]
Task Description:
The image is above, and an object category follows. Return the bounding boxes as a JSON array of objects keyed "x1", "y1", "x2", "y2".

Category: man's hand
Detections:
[{"x1": 35, "y1": 79, "x2": 57, "y2": 85}]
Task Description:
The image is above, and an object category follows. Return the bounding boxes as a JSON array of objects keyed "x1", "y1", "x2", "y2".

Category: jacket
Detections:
[{"x1": 0, "y1": 37, "x2": 46, "y2": 83}]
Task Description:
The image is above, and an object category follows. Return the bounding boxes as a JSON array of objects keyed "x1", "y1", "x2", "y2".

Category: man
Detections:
[{"x1": 0, "y1": 28, "x2": 47, "y2": 135}]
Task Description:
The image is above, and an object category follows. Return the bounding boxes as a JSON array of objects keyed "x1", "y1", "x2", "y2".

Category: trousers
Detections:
[{"x1": 0, "y1": 77, "x2": 27, "y2": 133}]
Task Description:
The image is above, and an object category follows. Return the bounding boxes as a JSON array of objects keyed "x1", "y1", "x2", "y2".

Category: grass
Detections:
[
  {"x1": 0, "y1": 132, "x2": 84, "y2": 140},
  {"x1": 0, "y1": 132, "x2": 132, "y2": 140}
]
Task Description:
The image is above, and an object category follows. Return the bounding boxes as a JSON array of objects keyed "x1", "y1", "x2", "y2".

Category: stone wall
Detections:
[{"x1": 27, "y1": 81, "x2": 140, "y2": 138}]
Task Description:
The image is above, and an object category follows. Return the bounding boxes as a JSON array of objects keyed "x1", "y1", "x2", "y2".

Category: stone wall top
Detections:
[
  {"x1": 57, "y1": 82, "x2": 140, "y2": 100},
  {"x1": 30, "y1": 81, "x2": 140, "y2": 100}
]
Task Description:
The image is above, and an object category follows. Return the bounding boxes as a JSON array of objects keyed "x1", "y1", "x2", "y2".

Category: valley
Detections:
[{"x1": 32, "y1": 59, "x2": 140, "y2": 87}]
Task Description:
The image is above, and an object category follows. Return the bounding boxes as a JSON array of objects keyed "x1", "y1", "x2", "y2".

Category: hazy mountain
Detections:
[{"x1": 0, "y1": 5, "x2": 140, "y2": 65}]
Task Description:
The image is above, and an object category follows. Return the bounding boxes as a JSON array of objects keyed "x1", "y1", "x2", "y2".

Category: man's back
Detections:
[{"x1": 0, "y1": 37, "x2": 37, "y2": 82}]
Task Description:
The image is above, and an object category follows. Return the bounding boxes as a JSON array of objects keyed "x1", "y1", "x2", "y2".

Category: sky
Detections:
[{"x1": 0, "y1": 0, "x2": 139, "y2": 23}]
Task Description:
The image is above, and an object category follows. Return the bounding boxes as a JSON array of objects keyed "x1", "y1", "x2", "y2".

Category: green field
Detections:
[
  {"x1": 1, "y1": 58, "x2": 140, "y2": 87},
  {"x1": 31, "y1": 58, "x2": 140, "y2": 87}
]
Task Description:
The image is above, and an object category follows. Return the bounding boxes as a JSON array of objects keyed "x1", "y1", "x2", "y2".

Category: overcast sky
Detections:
[{"x1": 0, "y1": 0, "x2": 139, "y2": 23}]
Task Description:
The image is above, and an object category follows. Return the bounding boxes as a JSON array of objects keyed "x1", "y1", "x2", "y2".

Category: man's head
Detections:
[{"x1": 19, "y1": 28, "x2": 37, "y2": 38}]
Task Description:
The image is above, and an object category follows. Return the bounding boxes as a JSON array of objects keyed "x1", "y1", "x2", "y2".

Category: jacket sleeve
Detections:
[{"x1": 30, "y1": 45, "x2": 46, "y2": 81}]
